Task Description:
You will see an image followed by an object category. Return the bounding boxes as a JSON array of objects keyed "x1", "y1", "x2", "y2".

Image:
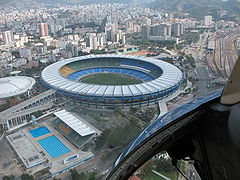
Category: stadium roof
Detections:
[
  {"x1": 0, "y1": 76, "x2": 35, "y2": 99},
  {"x1": 41, "y1": 54, "x2": 182, "y2": 98},
  {"x1": 54, "y1": 109, "x2": 96, "y2": 136}
]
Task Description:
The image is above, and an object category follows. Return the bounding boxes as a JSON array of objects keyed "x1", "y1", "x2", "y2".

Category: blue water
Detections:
[
  {"x1": 29, "y1": 126, "x2": 51, "y2": 138},
  {"x1": 38, "y1": 135, "x2": 71, "y2": 158}
]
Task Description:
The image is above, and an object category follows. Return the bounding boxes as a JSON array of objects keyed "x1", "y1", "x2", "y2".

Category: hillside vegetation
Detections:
[{"x1": 149, "y1": 0, "x2": 240, "y2": 19}]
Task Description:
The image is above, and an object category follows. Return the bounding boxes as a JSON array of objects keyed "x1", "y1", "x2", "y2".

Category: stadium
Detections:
[
  {"x1": 41, "y1": 54, "x2": 183, "y2": 109},
  {"x1": 0, "y1": 76, "x2": 35, "y2": 99}
]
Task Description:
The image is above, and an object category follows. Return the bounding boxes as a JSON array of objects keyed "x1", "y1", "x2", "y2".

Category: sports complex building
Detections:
[
  {"x1": 41, "y1": 54, "x2": 183, "y2": 109},
  {"x1": 7, "y1": 109, "x2": 100, "y2": 175},
  {"x1": 0, "y1": 76, "x2": 35, "y2": 99}
]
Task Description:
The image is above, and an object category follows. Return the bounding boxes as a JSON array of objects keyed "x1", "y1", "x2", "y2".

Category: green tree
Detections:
[
  {"x1": 90, "y1": 49, "x2": 106, "y2": 54},
  {"x1": 156, "y1": 157, "x2": 176, "y2": 173},
  {"x1": 70, "y1": 169, "x2": 80, "y2": 180},
  {"x1": 11, "y1": 51, "x2": 21, "y2": 58},
  {"x1": 32, "y1": 110, "x2": 43, "y2": 118},
  {"x1": 79, "y1": 173, "x2": 87, "y2": 180},
  {"x1": 24, "y1": 42, "x2": 32, "y2": 47},
  {"x1": 88, "y1": 172, "x2": 97, "y2": 180},
  {"x1": 47, "y1": 46, "x2": 57, "y2": 51},
  {"x1": 78, "y1": 50, "x2": 89, "y2": 56},
  {"x1": 20, "y1": 174, "x2": 34, "y2": 180},
  {"x1": 3, "y1": 176, "x2": 10, "y2": 180}
]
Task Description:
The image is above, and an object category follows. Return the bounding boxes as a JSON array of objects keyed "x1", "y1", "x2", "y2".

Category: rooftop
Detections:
[
  {"x1": 6, "y1": 131, "x2": 45, "y2": 168},
  {"x1": 41, "y1": 54, "x2": 183, "y2": 98},
  {"x1": 0, "y1": 90, "x2": 56, "y2": 124},
  {"x1": 54, "y1": 109, "x2": 98, "y2": 137},
  {"x1": 0, "y1": 76, "x2": 35, "y2": 99}
]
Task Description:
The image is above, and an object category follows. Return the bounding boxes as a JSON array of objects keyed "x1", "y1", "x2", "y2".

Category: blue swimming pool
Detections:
[
  {"x1": 29, "y1": 126, "x2": 51, "y2": 138},
  {"x1": 38, "y1": 135, "x2": 70, "y2": 158}
]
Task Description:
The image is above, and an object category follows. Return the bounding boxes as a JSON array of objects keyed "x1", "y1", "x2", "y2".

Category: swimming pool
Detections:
[
  {"x1": 29, "y1": 126, "x2": 51, "y2": 138},
  {"x1": 38, "y1": 135, "x2": 71, "y2": 158}
]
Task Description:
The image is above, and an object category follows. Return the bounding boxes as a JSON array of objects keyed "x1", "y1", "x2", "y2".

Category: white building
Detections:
[
  {"x1": 204, "y1": 16, "x2": 213, "y2": 26},
  {"x1": 2, "y1": 30, "x2": 13, "y2": 46},
  {"x1": 85, "y1": 35, "x2": 98, "y2": 50}
]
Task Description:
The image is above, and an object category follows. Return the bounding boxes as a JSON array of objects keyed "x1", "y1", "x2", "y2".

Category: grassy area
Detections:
[
  {"x1": 160, "y1": 171, "x2": 178, "y2": 180},
  {"x1": 34, "y1": 167, "x2": 50, "y2": 178},
  {"x1": 143, "y1": 171, "x2": 178, "y2": 180},
  {"x1": 143, "y1": 172, "x2": 163, "y2": 180},
  {"x1": 80, "y1": 73, "x2": 142, "y2": 85}
]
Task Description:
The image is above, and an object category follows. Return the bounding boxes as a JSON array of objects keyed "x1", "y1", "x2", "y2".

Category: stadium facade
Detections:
[{"x1": 41, "y1": 54, "x2": 183, "y2": 109}]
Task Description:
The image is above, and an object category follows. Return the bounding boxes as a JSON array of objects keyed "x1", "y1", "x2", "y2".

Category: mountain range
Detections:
[
  {"x1": 0, "y1": 0, "x2": 153, "y2": 8},
  {"x1": 148, "y1": 0, "x2": 240, "y2": 19},
  {"x1": 0, "y1": 0, "x2": 239, "y2": 20}
]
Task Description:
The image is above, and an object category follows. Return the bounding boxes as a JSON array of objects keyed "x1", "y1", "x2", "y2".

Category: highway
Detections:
[{"x1": 186, "y1": 34, "x2": 214, "y2": 97}]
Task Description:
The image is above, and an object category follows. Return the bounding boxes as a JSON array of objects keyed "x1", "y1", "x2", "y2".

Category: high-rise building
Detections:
[
  {"x1": 151, "y1": 25, "x2": 162, "y2": 36},
  {"x1": 142, "y1": 17, "x2": 152, "y2": 26},
  {"x1": 172, "y1": 23, "x2": 184, "y2": 37},
  {"x1": 2, "y1": 30, "x2": 13, "y2": 46},
  {"x1": 66, "y1": 43, "x2": 78, "y2": 57},
  {"x1": 112, "y1": 23, "x2": 119, "y2": 32},
  {"x1": 106, "y1": 29, "x2": 115, "y2": 42},
  {"x1": 122, "y1": 34, "x2": 126, "y2": 45},
  {"x1": 19, "y1": 48, "x2": 32, "y2": 61},
  {"x1": 127, "y1": 21, "x2": 134, "y2": 29},
  {"x1": 142, "y1": 26, "x2": 151, "y2": 40},
  {"x1": 204, "y1": 16, "x2": 213, "y2": 26},
  {"x1": 133, "y1": 24, "x2": 141, "y2": 33},
  {"x1": 165, "y1": 24, "x2": 172, "y2": 37},
  {"x1": 39, "y1": 23, "x2": 49, "y2": 37},
  {"x1": 85, "y1": 35, "x2": 98, "y2": 50},
  {"x1": 97, "y1": 33, "x2": 107, "y2": 46},
  {"x1": 150, "y1": 24, "x2": 172, "y2": 37}
]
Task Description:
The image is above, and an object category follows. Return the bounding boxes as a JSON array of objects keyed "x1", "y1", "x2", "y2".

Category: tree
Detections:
[
  {"x1": 11, "y1": 51, "x2": 21, "y2": 58},
  {"x1": 79, "y1": 173, "x2": 87, "y2": 180},
  {"x1": 47, "y1": 46, "x2": 57, "y2": 51},
  {"x1": 130, "y1": 107, "x2": 138, "y2": 114},
  {"x1": 88, "y1": 172, "x2": 97, "y2": 180},
  {"x1": 20, "y1": 174, "x2": 34, "y2": 180},
  {"x1": 156, "y1": 156, "x2": 176, "y2": 173},
  {"x1": 78, "y1": 50, "x2": 89, "y2": 56},
  {"x1": 24, "y1": 42, "x2": 32, "y2": 47},
  {"x1": 90, "y1": 49, "x2": 106, "y2": 54},
  {"x1": 3, "y1": 176, "x2": 14, "y2": 180},
  {"x1": 70, "y1": 169, "x2": 80, "y2": 180},
  {"x1": 32, "y1": 110, "x2": 43, "y2": 118}
]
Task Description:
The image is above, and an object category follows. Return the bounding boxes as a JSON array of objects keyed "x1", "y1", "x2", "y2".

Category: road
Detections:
[
  {"x1": 186, "y1": 34, "x2": 214, "y2": 97},
  {"x1": 206, "y1": 28, "x2": 240, "y2": 78},
  {"x1": 53, "y1": 147, "x2": 121, "y2": 180}
]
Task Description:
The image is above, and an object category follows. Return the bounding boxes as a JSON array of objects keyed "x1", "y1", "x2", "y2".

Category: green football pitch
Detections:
[{"x1": 80, "y1": 73, "x2": 143, "y2": 85}]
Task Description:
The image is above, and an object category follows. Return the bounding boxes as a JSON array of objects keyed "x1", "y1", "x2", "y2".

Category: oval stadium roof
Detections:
[
  {"x1": 41, "y1": 54, "x2": 182, "y2": 98},
  {"x1": 0, "y1": 76, "x2": 36, "y2": 99}
]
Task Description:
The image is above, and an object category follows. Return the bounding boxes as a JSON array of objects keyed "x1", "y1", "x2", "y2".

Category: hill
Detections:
[
  {"x1": 0, "y1": 0, "x2": 152, "y2": 8},
  {"x1": 148, "y1": 0, "x2": 240, "y2": 19}
]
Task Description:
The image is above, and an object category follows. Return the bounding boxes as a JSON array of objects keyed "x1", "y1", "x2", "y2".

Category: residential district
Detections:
[{"x1": 0, "y1": 2, "x2": 239, "y2": 180}]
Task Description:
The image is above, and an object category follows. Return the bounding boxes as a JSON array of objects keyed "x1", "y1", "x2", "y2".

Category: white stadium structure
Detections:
[
  {"x1": 41, "y1": 54, "x2": 183, "y2": 109},
  {"x1": 0, "y1": 76, "x2": 36, "y2": 99}
]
